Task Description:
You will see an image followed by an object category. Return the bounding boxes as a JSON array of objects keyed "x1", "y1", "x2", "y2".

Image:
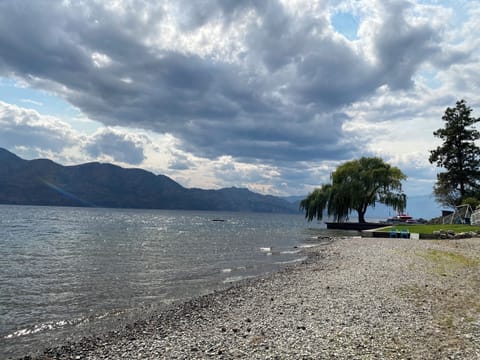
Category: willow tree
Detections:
[{"x1": 300, "y1": 157, "x2": 407, "y2": 223}]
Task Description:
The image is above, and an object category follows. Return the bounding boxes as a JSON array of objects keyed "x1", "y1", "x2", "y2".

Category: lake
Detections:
[{"x1": 0, "y1": 205, "x2": 348, "y2": 358}]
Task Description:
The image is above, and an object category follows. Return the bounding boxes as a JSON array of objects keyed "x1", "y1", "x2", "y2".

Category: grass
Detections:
[
  {"x1": 397, "y1": 247, "x2": 480, "y2": 340},
  {"x1": 416, "y1": 249, "x2": 479, "y2": 270},
  {"x1": 398, "y1": 281, "x2": 480, "y2": 337},
  {"x1": 377, "y1": 224, "x2": 480, "y2": 235}
]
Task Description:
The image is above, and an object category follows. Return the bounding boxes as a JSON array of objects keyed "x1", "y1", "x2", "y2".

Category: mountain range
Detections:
[
  {"x1": 0, "y1": 148, "x2": 298, "y2": 213},
  {"x1": 0, "y1": 148, "x2": 444, "y2": 218}
]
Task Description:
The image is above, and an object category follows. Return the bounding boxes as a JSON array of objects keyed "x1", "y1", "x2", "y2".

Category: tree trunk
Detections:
[{"x1": 357, "y1": 209, "x2": 366, "y2": 223}]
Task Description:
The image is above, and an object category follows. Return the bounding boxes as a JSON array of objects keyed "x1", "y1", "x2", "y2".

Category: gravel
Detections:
[{"x1": 23, "y1": 236, "x2": 480, "y2": 359}]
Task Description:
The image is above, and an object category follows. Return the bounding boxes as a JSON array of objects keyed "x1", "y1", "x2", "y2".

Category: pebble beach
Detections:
[{"x1": 26, "y1": 236, "x2": 480, "y2": 359}]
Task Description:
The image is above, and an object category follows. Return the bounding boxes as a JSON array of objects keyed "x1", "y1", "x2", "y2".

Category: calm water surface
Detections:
[{"x1": 0, "y1": 205, "x2": 352, "y2": 358}]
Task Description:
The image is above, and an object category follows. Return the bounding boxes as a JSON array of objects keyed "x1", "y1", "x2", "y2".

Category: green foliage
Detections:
[
  {"x1": 461, "y1": 197, "x2": 480, "y2": 210},
  {"x1": 429, "y1": 100, "x2": 480, "y2": 207},
  {"x1": 300, "y1": 157, "x2": 407, "y2": 223},
  {"x1": 381, "y1": 224, "x2": 480, "y2": 235},
  {"x1": 300, "y1": 185, "x2": 332, "y2": 222}
]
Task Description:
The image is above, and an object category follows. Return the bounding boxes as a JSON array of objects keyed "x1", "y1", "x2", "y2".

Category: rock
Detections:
[{"x1": 22, "y1": 237, "x2": 480, "y2": 360}]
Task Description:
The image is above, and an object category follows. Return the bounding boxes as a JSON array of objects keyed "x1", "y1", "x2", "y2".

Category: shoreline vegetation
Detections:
[
  {"x1": 370, "y1": 224, "x2": 480, "y2": 240},
  {"x1": 23, "y1": 236, "x2": 480, "y2": 359}
]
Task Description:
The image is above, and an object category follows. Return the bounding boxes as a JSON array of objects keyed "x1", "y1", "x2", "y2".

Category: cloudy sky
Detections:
[{"x1": 0, "y1": 0, "x2": 478, "y2": 199}]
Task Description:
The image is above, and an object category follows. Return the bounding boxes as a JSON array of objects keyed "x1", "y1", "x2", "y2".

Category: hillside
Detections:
[{"x1": 0, "y1": 148, "x2": 297, "y2": 213}]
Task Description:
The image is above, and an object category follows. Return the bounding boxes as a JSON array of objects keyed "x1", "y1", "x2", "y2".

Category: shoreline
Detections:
[
  {"x1": 20, "y1": 243, "x2": 330, "y2": 360},
  {"x1": 24, "y1": 237, "x2": 480, "y2": 359}
]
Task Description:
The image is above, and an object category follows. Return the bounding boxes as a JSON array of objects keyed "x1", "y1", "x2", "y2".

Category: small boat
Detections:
[{"x1": 386, "y1": 213, "x2": 413, "y2": 223}]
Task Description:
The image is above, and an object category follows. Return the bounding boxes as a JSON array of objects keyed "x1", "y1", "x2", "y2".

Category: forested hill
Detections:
[{"x1": 0, "y1": 148, "x2": 297, "y2": 213}]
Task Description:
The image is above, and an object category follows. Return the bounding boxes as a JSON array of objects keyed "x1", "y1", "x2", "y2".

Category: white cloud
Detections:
[
  {"x1": 0, "y1": 101, "x2": 79, "y2": 152},
  {"x1": 0, "y1": 0, "x2": 479, "y2": 197}
]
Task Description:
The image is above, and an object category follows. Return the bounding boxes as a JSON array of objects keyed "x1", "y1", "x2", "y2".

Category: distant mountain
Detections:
[
  {"x1": 0, "y1": 148, "x2": 297, "y2": 213},
  {"x1": 364, "y1": 195, "x2": 443, "y2": 221},
  {"x1": 282, "y1": 195, "x2": 305, "y2": 203}
]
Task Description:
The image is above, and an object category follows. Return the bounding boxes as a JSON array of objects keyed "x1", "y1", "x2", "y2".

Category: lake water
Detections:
[{"x1": 0, "y1": 205, "x2": 350, "y2": 358}]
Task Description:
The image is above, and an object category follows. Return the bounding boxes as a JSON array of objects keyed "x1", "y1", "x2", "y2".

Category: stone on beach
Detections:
[{"x1": 29, "y1": 237, "x2": 480, "y2": 359}]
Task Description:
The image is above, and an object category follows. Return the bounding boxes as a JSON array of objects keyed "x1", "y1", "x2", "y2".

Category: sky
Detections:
[{"x1": 0, "y1": 0, "x2": 479, "y2": 201}]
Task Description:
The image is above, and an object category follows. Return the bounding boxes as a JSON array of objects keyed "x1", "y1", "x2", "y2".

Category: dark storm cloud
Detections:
[
  {"x1": 168, "y1": 152, "x2": 196, "y2": 170},
  {"x1": 84, "y1": 129, "x2": 146, "y2": 164},
  {"x1": 173, "y1": 0, "x2": 254, "y2": 30},
  {"x1": 374, "y1": 0, "x2": 440, "y2": 90},
  {"x1": 0, "y1": 0, "x2": 444, "y2": 163}
]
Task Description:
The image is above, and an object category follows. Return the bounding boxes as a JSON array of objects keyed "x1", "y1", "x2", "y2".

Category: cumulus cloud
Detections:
[
  {"x1": 372, "y1": 1, "x2": 440, "y2": 90},
  {"x1": 0, "y1": 100, "x2": 152, "y2": 167},
  {"x1": 0, "y1": 0, "x2": 449, "y2": 163},
  {"x1": 0, "y1": 101, "x2": 78, "y2": 152},
  {"x1": 0, "y1": 0, "x2": 479, "y2": 196}
]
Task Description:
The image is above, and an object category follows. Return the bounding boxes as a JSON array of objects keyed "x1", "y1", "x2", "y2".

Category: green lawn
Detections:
[{"x1": 377, "y1": 224, "x2": 480, "y2": 235}]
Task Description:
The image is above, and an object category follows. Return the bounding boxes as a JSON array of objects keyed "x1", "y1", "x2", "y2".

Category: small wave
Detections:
[
  {"x1": 3, "y1": 309, "x2": 127, "y2": 340},
  {"x1": 297, "y1": 244, "x2": 318, "y2": 249},
  {"x1": 221, "y1": 265, "x2": 251, "y2": 273},
  {"x1": 260, "y1": 247, "x2": 282, "y2": 256},
  {"x1": 280, "y1": 249, "x2": 301, "y2": 255},
  {"x1": 4, "y1": 317, "x2": 84, "y2": 339}
]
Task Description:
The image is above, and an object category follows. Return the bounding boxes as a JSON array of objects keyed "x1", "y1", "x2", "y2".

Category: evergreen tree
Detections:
[{"x1": 429, "y1": 100, "x2": 480, "y2": 207}]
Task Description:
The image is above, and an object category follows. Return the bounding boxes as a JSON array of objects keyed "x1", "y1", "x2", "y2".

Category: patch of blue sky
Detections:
[
  {"x1": 331, "y1": 11, "x2": 359, "y2": 41},
  {"x1": 419, "y1": 0, "x2": 468, "y2": 6},
  {"x1": 417, "y1": 0, "x2": 470, "y2": 27},
  {"x1": 0, "y1": 77, "x2": 101, "y2": 134},
  {"x1": 0, "y1": 77, "x2": 79, "y2": 118},
  {"x1": 416, "y1": 69, "x2": 442, "y2": 89}
]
